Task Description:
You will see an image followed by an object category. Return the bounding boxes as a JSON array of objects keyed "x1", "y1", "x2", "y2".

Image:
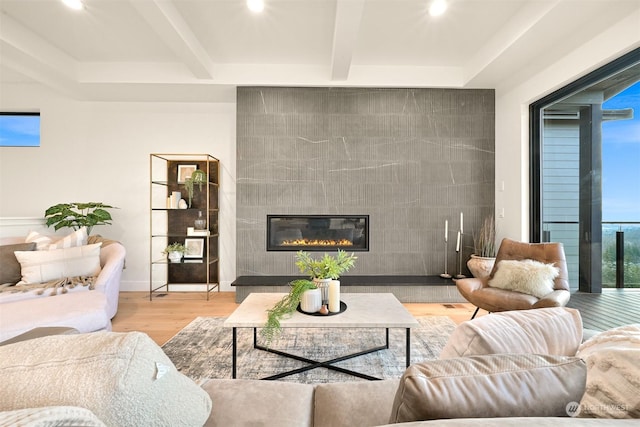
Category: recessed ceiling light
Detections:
[
  {"x1": 247, "y1": 0, "x2": 264, "y2": 13},
  {"x1": 429, "y1": 0, "x2": 447, "y2": 17},
  {"x1": 61, "y1": 0, "x2": 84, "y2": 10}
]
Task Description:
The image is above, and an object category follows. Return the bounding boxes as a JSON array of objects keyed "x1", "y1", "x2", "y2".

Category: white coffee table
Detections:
[{"x1": 224, "y1": 292, "x2": 419, "y2": 380}]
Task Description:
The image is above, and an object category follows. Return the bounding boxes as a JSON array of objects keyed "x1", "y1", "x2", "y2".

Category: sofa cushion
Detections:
[
  {"x1": 13, "y1": 243, "x2": 102, "y2": 284},
  {"x1": 0, "y1": 242, "x2": 36, "y2": 285},
  {"x1": 314, "y1": 379, "x2": 399, "y2": 427},
  {"x1": 575, "y1": 324, "x2": 640, "y2": 418},
  {"x1": 488, "y1": 259, "x2": 559, "y2": 298},
  {"x1": 439, "y1": 307, "x2": 583, "y2": 358},
  {"x1": 389, "y1": 354, "x2": 586, "y2": 423},
  {"x1": 0, "y1": 406, "x2": 105, "y2": 427},
  {"x1": 201, "y1": 379, "x2": 314, "y2": 427},
  {"x1": 0, "y1": 331, "x2": 212, "y2": 427}
]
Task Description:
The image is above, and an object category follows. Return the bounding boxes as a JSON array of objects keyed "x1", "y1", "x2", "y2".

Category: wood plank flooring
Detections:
[
  {"x1": 111, "y1": 292, "x2": 477, "y2": 345},
  {"x1": 111, "y1": 289, "x2": 640, "y2": 345},
  {"x1": 566, "y1": 289, "x2": 640, "y2": 331}
]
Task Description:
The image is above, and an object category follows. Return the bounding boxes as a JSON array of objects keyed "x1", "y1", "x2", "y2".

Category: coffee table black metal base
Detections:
[{"x1": 231, "y1": 327, "x2": 411, "y2": 381}]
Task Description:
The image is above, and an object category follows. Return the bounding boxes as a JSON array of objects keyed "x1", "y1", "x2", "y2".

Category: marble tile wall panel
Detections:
[{"x1": 237, "y1": 87, "x2": 495, "y2": 276}]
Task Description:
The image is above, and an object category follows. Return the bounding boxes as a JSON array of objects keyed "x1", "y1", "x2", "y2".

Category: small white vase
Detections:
[
  {"x1": 168, "y1": 251, "x2": 183, "y2": 263},
  {"x1": 299, "y1": 288, "x2": 322, "y2": 313},
  {"x1": 467, "y1": 255, "x2": 496, "y2": 278}
]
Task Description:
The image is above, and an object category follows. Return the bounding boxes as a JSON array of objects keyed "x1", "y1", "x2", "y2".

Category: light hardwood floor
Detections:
[{"x1": 111, "y1": 291, "x2": 480, "y2": 345}]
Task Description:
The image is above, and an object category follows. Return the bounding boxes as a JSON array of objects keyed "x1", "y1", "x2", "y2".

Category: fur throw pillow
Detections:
[{"x1": 488, "y1": 259, "x2": 559, "y2": 298}]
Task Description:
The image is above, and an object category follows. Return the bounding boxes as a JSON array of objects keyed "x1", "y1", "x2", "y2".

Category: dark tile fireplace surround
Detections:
[{"x1": 235, "y1": 87, "x2": 495, "y2": 301}]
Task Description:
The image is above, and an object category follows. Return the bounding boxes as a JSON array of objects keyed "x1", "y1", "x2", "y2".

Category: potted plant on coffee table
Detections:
[{"x1": 262, "y1": 279, "x2": 318, "y2": 344}]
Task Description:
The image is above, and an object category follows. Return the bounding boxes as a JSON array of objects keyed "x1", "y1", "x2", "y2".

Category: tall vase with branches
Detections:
[{"x1": 467, "y1": 214, "x2": 496, "y2": 278}]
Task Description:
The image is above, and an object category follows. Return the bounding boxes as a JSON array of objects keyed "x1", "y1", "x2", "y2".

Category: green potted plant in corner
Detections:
[
  {"x1": 467, "y1": 214, "x2": 496, "y2": 278},
  {"x1": 184, "y1": 169, "x2": 207, "y2": 208},
  {"x1": 163, "y1": 242, "x2": 187, "y2": 263},
  {"x1": 45, "y1": 202, "x2": 117, "y2": 235}
]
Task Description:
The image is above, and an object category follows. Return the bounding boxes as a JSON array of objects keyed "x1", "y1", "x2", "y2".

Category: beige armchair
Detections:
[{"x1": 456, "y1": 238, "x2": 571, "y2": 319}]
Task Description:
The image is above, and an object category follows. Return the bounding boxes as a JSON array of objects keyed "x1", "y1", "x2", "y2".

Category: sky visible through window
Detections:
[
  {"x1": 0, "y1": 114, "x2": 40, "y2": 147},
  {"x1": 602, "y1": 81, "x2": 640, "y2": 222}
]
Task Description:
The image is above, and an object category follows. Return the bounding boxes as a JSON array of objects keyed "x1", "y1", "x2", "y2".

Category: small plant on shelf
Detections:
[
  {"x1": 184, "y1": 169, "x2": 207, "y2": 208},
  {"x1": 294, "y1": 249, "x2": 357, "y2": 279},
  {"x1": 261, "y1": 279, "x2": 317, "y2": 344},
  {"x1": 163, "y1": 242, "x2": 186, "y2": 263}
]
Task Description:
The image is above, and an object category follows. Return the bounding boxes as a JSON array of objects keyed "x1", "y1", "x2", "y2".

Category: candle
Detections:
[
  {"x1": 460, "y1": 212, "x2": 464, "y2": 234},
  {"x1": 444, "y1": 220, "x2": 448, "y2": 242},
  {"x1": 456, "y1": 231, "x2": 461, "y2": 252},
  {"x1": 328, "y1": 280, "x2": 341, "y2": 313}
]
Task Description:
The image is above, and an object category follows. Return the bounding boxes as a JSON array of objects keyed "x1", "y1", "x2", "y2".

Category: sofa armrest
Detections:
[{"x1": 95, "y1": 242, "x2": 126, "y2": 319}]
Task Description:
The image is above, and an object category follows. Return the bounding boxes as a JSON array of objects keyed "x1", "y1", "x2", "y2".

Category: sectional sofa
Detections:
[{"x1": 0, "y1": 307, "x2": 638, "y2": 426}]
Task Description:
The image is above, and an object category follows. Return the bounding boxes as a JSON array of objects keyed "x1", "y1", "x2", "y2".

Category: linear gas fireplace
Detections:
[{"x1": 267, "y1": 215, "x2": 369, "y2": 251}]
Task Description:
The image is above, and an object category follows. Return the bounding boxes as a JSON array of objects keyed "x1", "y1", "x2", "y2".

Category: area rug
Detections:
[{"x1": 161, "y1": 316, "x2": 456, "y2": 384}]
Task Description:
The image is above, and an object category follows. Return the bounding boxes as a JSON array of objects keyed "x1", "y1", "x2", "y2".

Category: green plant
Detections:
[
  {"x1": 184, "y1": 169, "x2": 207, "y2": 208},
  {"x1": 473, "y1": 214, "x2": 496, "y2": 257},
  {"x1": 45, "y1": 202, "x2": 116, "y2": 235},
  {"x1": 295, "y1": 249, "x2": 357, "y2": 279},
  {"x1": 261, "y1": 279, "x2": 317, "y2": 343},
  {"x1": 162, "y1": 242, "x2": 186, "y2": 254}
]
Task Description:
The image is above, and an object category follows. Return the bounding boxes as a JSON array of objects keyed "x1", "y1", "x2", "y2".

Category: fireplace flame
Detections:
[{"x1": 281, "y1": 238, "x2": 353, "y2": 247}]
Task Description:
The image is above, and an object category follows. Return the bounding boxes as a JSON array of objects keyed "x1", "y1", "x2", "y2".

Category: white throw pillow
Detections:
[
  {"x1": 25, "y1": 227, "x2": 88, "y2": 251},
  {"x1": 14, "y1": 243, "x2": 102, "y2": 284},
  {"x1": 488, "y1": 259, "x2": 559, "y2": 298},
  {"x1": 575, "y1": 324, "x2": 640, "y2": 418}
]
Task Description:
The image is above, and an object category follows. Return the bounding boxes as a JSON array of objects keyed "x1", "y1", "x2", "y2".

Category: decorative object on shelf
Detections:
[
  {"x1": 184, "y1": 238, "x2": 204, "y2": 258},
  {"x1": 184, "y1": 169, "x2": 207, "y2": 208},
  {"x1": 177, "y1": 164, "x2": 197, "y2": 183},
  {"x1": 440, "y1": 219, "x2": 451, "y2": 279},
  {"x1": 295, "y1": 249, "x2": 357, "y2": 305},
  {"x1": 262, "y1": 279, "x2": 318, "y2": 344},
  {"x1": 45, "y1": 202, "x2": 117, "y2": 234},
  {"x1": 467, "y1": 214, "x2": 496, "y2": 278},
  {"x1": 163, "y1": 242, "x2": 186, "y2": 263},
  {"x1": 178, "y1": 199, "x2": 188, "y2": 209},
  {"x1": 194, "y1": 211, "x2": 206, "y2": 230},
  {"x1": 170, "y1": 191, "x2": 181, "y2": 209}
]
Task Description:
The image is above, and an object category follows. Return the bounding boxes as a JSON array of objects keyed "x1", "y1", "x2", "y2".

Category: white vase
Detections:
[
  {"x1": 299, "y1": 288, "x2": 322, "y2": 313},
  {"x1": 313, "y1": 278, "x2": 332, "y2": 305},
  {"x1": 168, "y1": 251, "x2": 183, "y2": 263},
  {"x1": 466, "y1": 254, "x2": 496, "y2": 278}
]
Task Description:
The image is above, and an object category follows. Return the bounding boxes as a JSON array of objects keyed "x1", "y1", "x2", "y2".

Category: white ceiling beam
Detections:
[
  {"x1": 462, "y1": 0, "x2": 560, "y2": 87},
  {"x1": 130, "y1": 0, "x2": 214, "y2": 80},
  {"x1": 330, "y1": 0, "x2": 365, "y2": 81},
  {"x1": 0, "y1": 13, "x2": 81, "y2": 96}
]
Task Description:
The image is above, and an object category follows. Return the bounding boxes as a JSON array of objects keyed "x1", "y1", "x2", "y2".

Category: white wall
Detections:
[
  {"x1": 0, "y1": 84, "x2": 237, "y2": 291},
  {"x1": 494, "y1": 9, "x2": 640, "y2": 243}
]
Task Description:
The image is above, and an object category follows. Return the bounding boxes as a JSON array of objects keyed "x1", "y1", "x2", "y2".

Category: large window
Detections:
[
  {"x1": 530, "y1": 48, "x2": 640, "y2": 292},
  {"x1": 0, "y1": 113, "x2": 40, "y2": 147}
]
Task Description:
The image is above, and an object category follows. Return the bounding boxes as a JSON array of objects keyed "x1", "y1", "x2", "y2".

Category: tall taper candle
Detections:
[
  {"x1": 460, "y1": 212, "x2": 464, "y2": 234},
  {"x1": 328, "y1": 280, "x2": 340, "y2": 313},
  {"x1": 444, "y1": 220, "x2": 448, "y2": 242},
  {"x1": 456, "y1": 230, "x2": 461, "y2": 252}
]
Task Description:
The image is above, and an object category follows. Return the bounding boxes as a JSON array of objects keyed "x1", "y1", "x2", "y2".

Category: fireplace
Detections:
[{"x1": 267, "y1": 215, "x2": 369, "y2": 251}]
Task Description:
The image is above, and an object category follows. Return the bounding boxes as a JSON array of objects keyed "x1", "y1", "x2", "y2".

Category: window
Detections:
[
  {"x1": 0, "y1": 112, "x2": 40, "y2": 147},
  {"x1": 530, "y1": 48, "x2": 640, "y2": 292}
]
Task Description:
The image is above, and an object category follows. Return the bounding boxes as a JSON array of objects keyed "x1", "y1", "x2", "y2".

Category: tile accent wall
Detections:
[{"x1": 237, "y1": 87, "x2": 495, "y2": 276}]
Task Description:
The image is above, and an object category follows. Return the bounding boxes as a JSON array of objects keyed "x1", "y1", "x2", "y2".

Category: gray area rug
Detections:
[{"x1": 162, "y1": 316, "x2": 456, "y2": 384}]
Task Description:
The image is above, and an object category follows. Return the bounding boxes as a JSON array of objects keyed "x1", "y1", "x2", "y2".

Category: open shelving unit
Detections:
[{"x1": 149, "y1": 153, "x2": 220, "y2": 300}]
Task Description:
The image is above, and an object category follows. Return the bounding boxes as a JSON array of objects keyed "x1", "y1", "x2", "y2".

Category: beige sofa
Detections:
[
  {"x1": 0, "y1": 233, "x2": 126, "y2": 342},
  {"x1": 0, "y1": 308, "x2": 638, "y2": 426}
]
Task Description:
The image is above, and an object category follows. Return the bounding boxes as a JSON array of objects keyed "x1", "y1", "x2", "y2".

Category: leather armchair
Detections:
[{"x1": 456, "y1": 238, "x2": 571, "y2": 318}]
